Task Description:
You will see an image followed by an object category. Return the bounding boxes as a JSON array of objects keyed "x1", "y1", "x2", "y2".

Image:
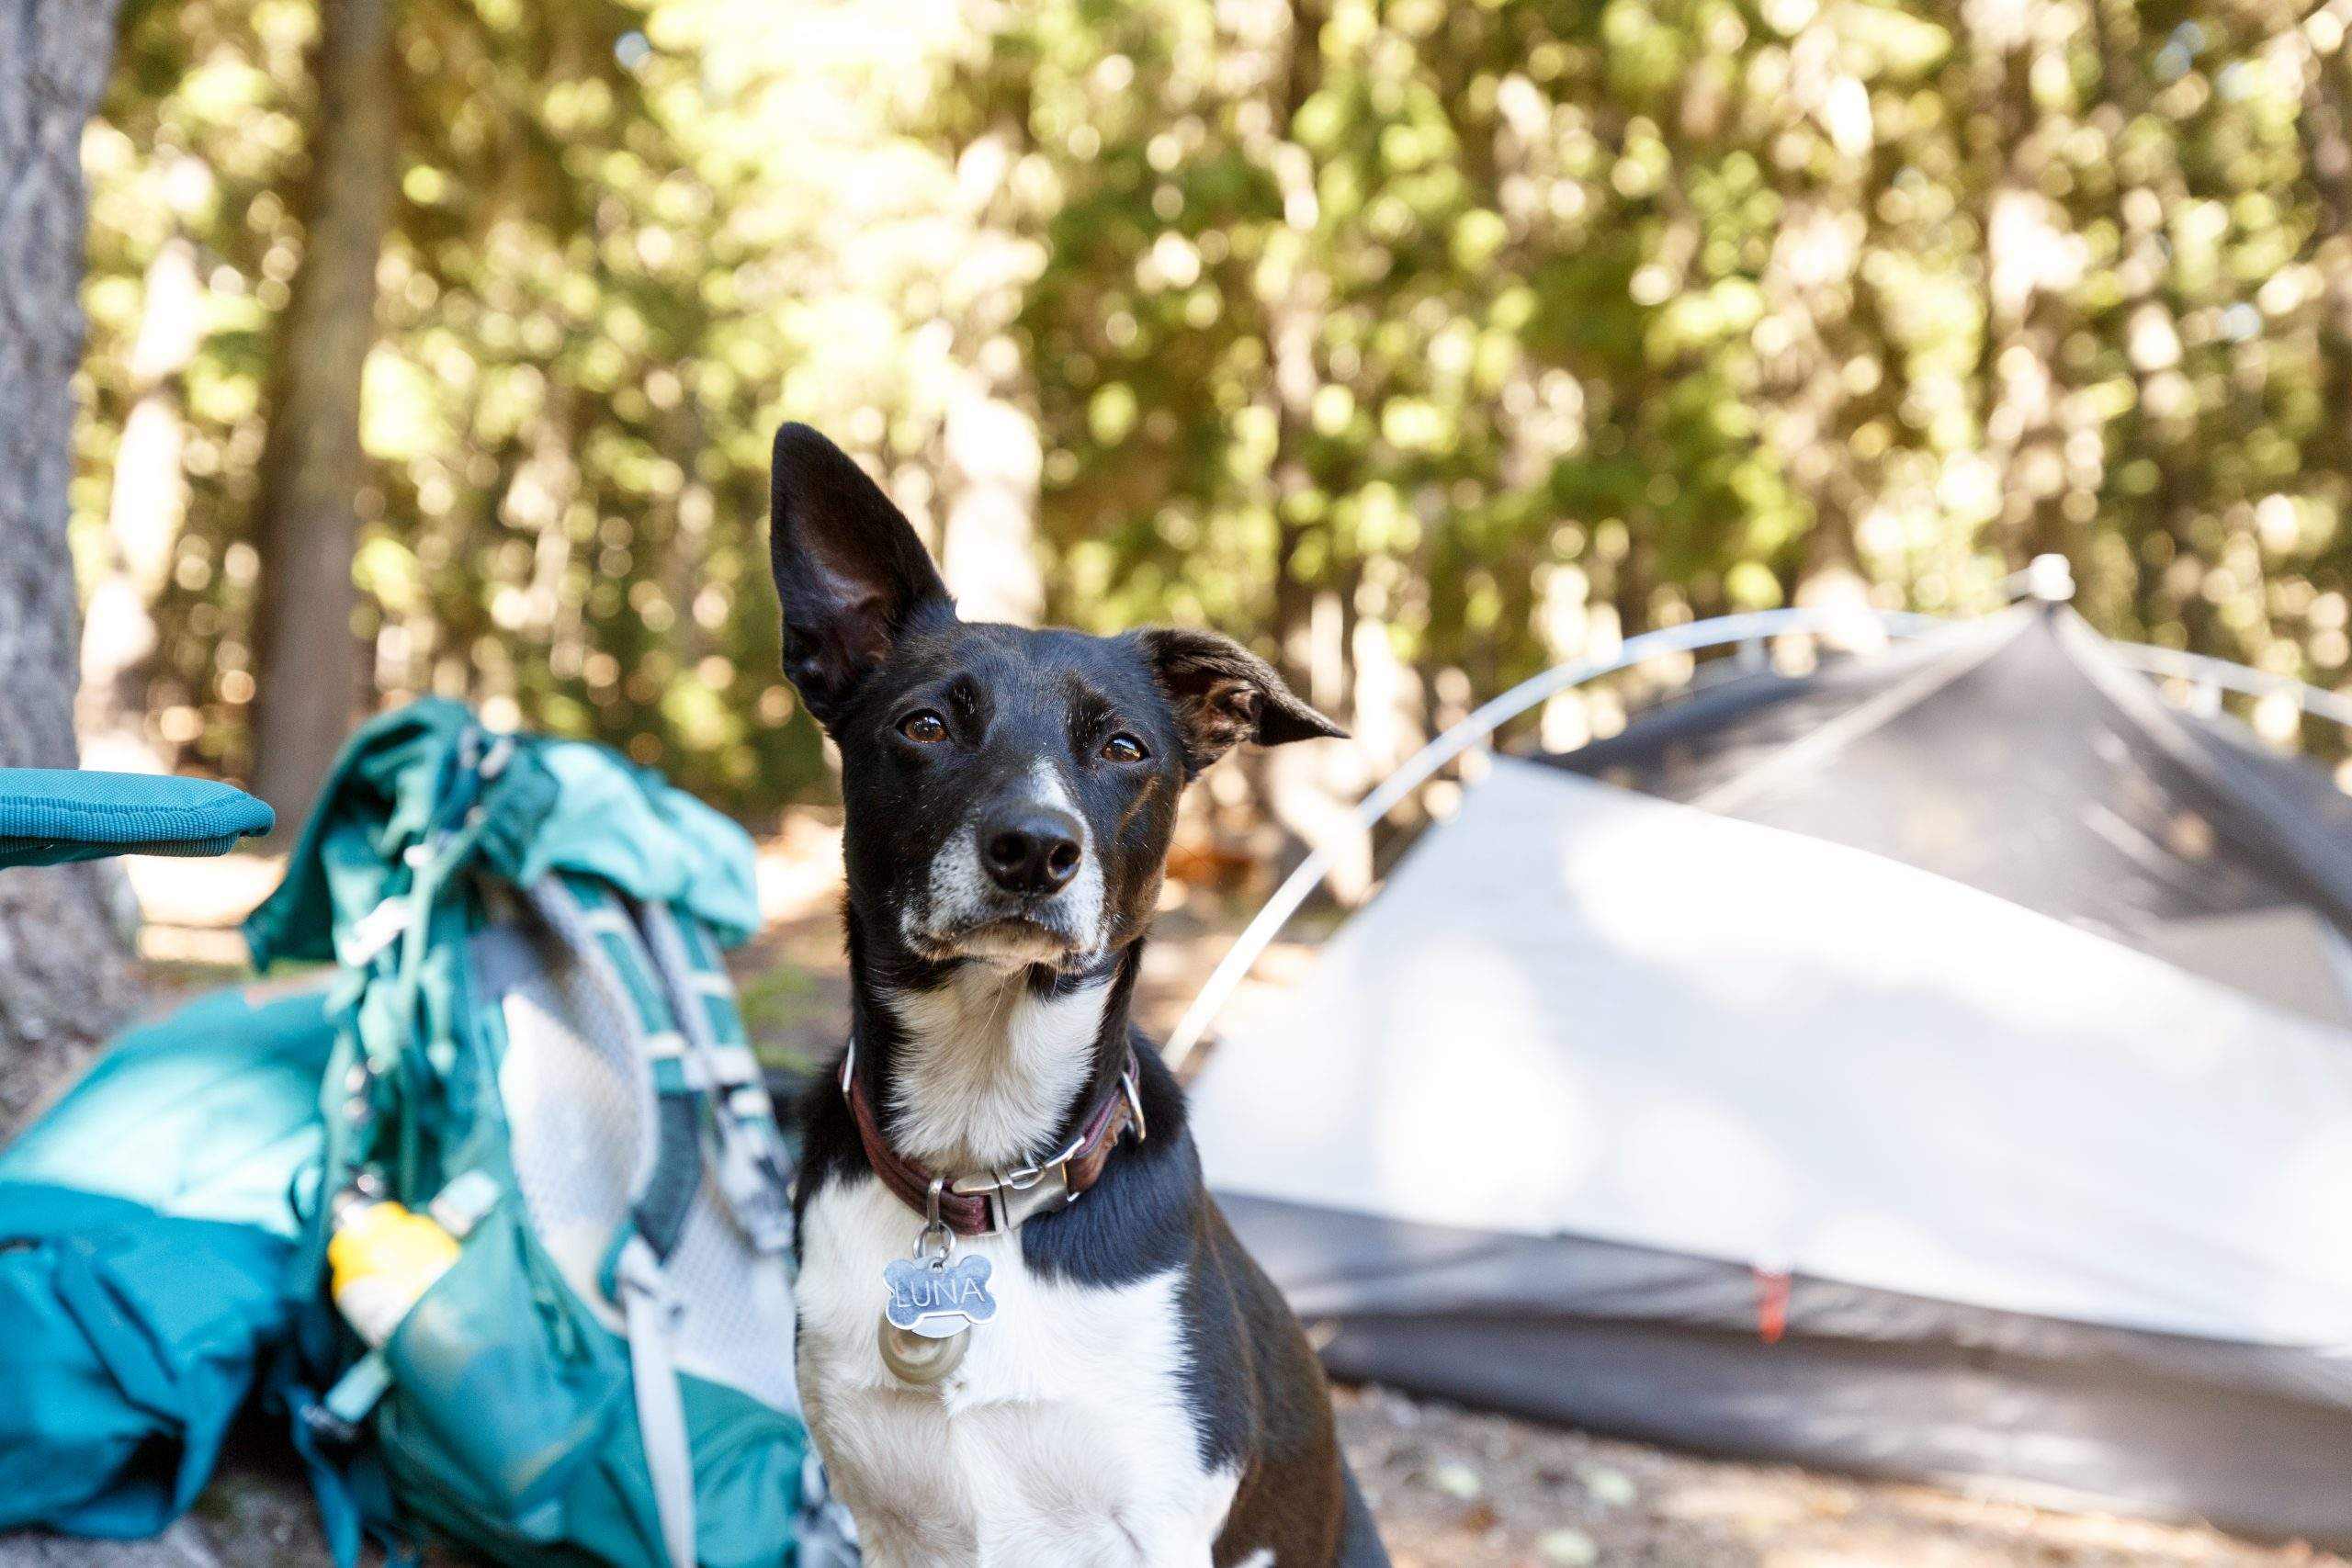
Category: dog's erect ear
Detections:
[
  {"x1": 768, "y1": 423, "x2": 950, "y2": 729},
  {"x1": 1135, "y1": 626, "x2": 1347, "y2": 776}
]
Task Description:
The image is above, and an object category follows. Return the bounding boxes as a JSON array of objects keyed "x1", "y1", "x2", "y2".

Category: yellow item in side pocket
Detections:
[{"x1": 328, "y1": 1196, "x2": 461, "y2": 1348}]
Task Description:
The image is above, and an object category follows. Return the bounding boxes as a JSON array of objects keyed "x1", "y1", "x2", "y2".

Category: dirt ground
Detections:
[
  {"x1": 1, "y1": 843, "x2": 2339, "y2": 1568},
  {"x1": 1335, "y1": 1383, "x2": 2344, "y2": 1568}
]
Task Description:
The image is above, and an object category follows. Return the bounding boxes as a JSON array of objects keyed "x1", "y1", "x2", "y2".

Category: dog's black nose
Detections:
[{"x1": 980, "y1": 809, "x2": 1083, "y2": 897}]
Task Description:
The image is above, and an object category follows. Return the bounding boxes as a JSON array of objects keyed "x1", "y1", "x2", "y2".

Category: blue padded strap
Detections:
[
  {"x1": 635, "y1": 1091, "x2": 703, "y2": 1260},
  {"x1": 0, "y1": 770, "x2": 272, "y2": 866}
]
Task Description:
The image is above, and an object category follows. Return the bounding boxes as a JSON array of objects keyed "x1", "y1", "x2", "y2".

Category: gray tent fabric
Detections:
[
  {"x1": 1547, "y1": 604, "x2": 2352, "y2": 1024},
  {"x1": 1190, "y1": 610, "x2": 2352, "y2": 1544},
  {"x1": 1547, "y1": 605, "x2": 2352, "y2": 963}
]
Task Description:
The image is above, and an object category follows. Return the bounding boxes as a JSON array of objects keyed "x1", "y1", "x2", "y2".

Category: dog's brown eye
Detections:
[
  {"x1": 1101, "y1": 734, "x2": 1148, "y2": 763},
  {"x1": 899, "y1": 711, "x2": 949, "y2": 744}
]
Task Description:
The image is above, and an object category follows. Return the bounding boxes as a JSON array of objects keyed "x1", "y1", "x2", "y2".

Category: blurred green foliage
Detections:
[{"x1": 67, "y1": 0, "x2": 2352, "y2": 813}]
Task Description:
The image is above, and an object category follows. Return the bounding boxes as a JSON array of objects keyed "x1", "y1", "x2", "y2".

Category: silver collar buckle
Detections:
[{"x1": 950, "y1": 1156, "x2": 1076, "y2": 1236}]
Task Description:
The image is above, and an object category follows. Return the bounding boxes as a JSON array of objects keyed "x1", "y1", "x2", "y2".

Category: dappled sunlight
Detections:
[
  {"x1": 122, "y1": 848, "x2": 282, "y2": 930},
  {"x1": 752, "y1": 813, "x2": 844, "y2": 925},
  {"x1": 1340, "y1": 1384, "x2": 2333, "y2": 1568},
  {"x1": 123, "y1": 848, "x2": 282, "y2": 964},
  {"x1": 1758, "y1": 1548, "x2": 2009, "y2": 1568}
]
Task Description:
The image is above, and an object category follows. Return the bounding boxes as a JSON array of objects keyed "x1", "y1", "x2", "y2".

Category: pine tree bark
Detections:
[
  {"x1": 248, "y1": 0, "x2": 398, "y2": 829},
  {"x1": 80, "y1": 232, "x2": 204, "y2": 772},
  {"x1": 1270, "y1": 0, "x2": 1331, "y2": 691},
  {"x1": 0, "y1": 0, "x2": 137, "y2": 1125},
  {"x1": 938, "y1": 121, "x2": 1046, "y2": 627},
  {"x1": 2296, "y1": 22, "x2": 2352, "y2": 505},
  {"x1": 1966, "y1": 0, "x2": 2071, "y2": 563}
]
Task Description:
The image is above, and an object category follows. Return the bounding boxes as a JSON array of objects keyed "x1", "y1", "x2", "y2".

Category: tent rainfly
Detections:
[{"x1": 1189, "y1": 604, "x2": 2352, "y2": 1545}]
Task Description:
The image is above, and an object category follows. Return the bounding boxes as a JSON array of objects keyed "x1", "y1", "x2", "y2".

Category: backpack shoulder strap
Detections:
[{"x1": 632, "y1": 898, "x2": 795, "y2": 1254}]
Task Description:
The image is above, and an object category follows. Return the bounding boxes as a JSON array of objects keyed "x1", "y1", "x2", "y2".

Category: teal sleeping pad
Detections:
[{"x1": 0, "y1": 984, "x2": 337, "y2": 1537}]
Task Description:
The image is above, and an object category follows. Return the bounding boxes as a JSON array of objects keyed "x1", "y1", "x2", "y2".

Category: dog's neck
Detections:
[{"x1": 844, "y1": 907, "x2": 1143, "y2": 1172}]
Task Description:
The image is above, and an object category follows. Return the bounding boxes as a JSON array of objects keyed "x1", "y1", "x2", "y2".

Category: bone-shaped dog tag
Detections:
[{"x1": 883, "y1": 1254, "x2": 998, "y2": 1339}]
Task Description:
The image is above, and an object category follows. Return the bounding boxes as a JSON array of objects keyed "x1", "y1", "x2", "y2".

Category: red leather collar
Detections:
[{"x1": 841, "y1": 1039, "x2": 1148, "y2": 1237}]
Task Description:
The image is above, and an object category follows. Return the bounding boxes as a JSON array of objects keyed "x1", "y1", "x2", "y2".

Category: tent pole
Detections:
[
  {"x1": 2104, "y1": 643, "x2": 2352, "y2": 733},
  {"x1": 1998, "y1": 550, "x2": 2352, "y2": 731}
]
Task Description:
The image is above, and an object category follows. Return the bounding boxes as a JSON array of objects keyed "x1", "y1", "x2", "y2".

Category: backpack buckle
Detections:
[
  {"x1": 298, "y1": 1402, "x2": 362, "y2": 1449},
  {"x1": 309, "y1": 1349, "x2": 395, "y2": 1442},
  {"x1": 339, "y1": 897, "x2": 412, "y2": 968}
]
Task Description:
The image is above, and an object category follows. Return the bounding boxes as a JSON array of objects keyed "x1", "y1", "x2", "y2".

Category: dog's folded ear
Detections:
[
  {"x1": 1134, "y1": 626, "x2": 1347, "y2": 776},
  {"x1": 768, "y1": 423, "x2": 952, "y2": 730}
]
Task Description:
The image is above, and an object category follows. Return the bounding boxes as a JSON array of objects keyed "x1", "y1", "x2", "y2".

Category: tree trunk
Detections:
[
  {"x1": 937, "y1": 124, "x2": 1045, "y2": 626},
  {"x1": 1243, "y1": 0, "x2": 1347, "y2": 888},
  {"x1": 0, "y1": 0, "x2": 137, "y2": 1125},
  {"x1": 1966, "y1": 0, "x2": 2071, "y2": 564},
  {"x1": 249, "y1": 0, "x2": 398, "y2": 829},
  {"x1": 80, "y1": 231, "x2": 204, "y2": 773},
  {"x1": 1265, "y1": 0, "x2": 1329, "y2": 695},
  {"x1": 2296, "y1": 21, "x2": 2352, "y2": 509}
]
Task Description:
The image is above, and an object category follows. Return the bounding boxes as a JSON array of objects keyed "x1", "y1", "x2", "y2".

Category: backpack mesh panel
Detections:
[
  {"x1": 494, "y1": 931, "x2": 651, "y2": 1338},
  {"x1": 500, "y1": 880, "x2": 801, "y2": 1413},
  {"x1": 662, "y1": 1172, "x2": 800, "y2": 1411}
]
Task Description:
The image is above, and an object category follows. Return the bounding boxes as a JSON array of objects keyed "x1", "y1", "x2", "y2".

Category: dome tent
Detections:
[{"x1": 1185, "y1": 601, "x2": 2352, "y2": 1545}]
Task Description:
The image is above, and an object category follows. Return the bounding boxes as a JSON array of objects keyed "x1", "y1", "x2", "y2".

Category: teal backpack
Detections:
[{"x1": 243, "y1": 700, "x2": 855, "y2": 1568}]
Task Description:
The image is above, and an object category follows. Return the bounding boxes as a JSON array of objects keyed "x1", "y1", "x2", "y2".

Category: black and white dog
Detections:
[{"x1": 767, "y1": 423, "x2": 1389, "y2": 1568}]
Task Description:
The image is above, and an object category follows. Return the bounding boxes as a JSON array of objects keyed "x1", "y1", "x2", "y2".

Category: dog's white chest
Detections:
[{"x1": 796, "y1": 1174, "x2": 1237, "y2": 1568}]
